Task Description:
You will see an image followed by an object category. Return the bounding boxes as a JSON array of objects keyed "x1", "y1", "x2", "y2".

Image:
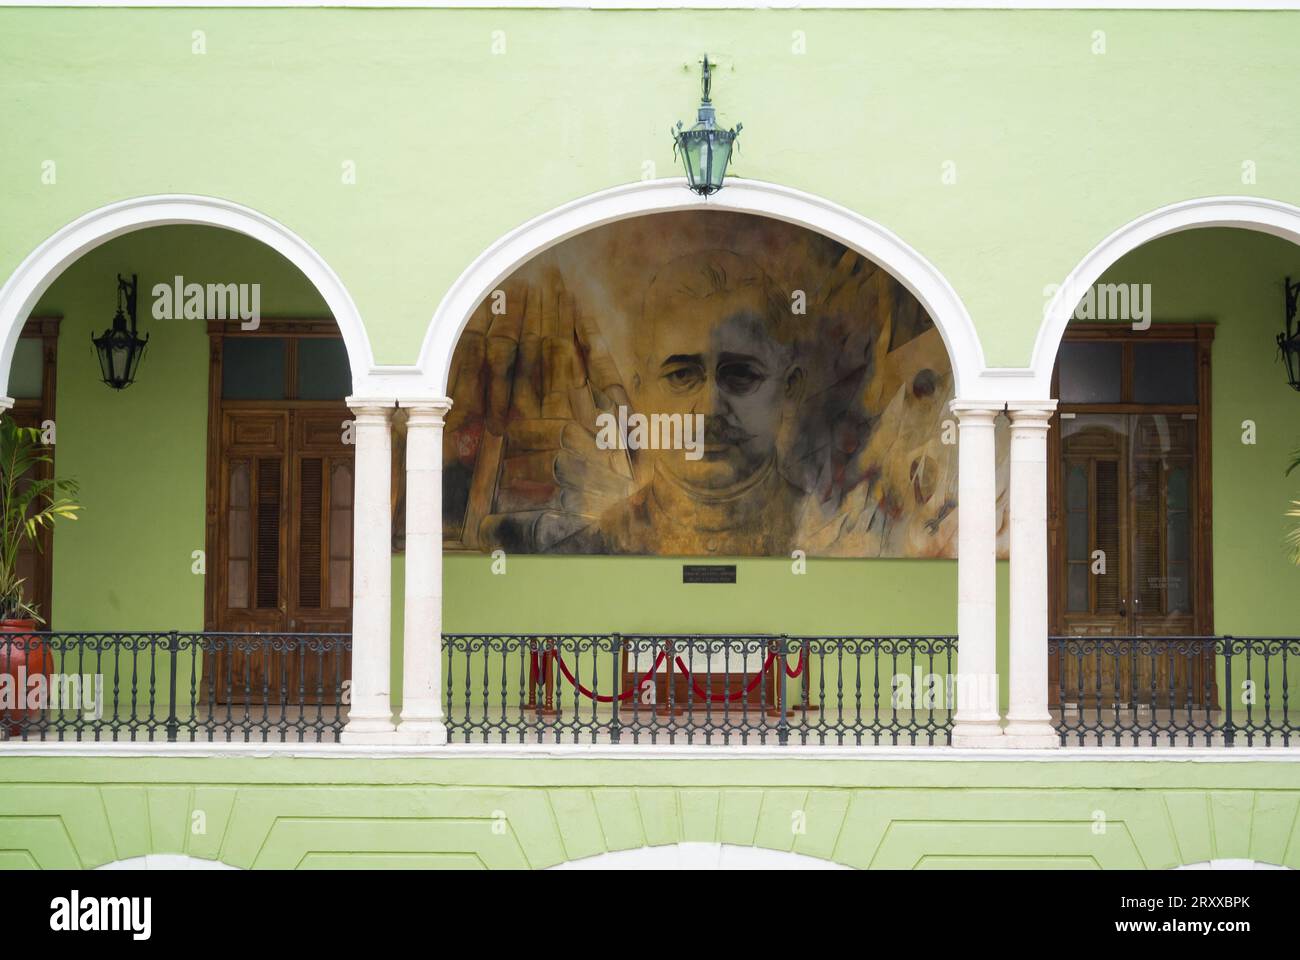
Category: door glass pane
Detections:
[
  {"x1": 7, "y1": 339, "x2": 44, "y2": 399},
  {"x1": 1133, "y1": 343, "x2": 1197, "y2": 404},
  {"x1": 328, "y1": 462, "x2": 353, "y2": 609},
  {"x1": 1067, "y1": 565, "x2": 1089, "y2": 612},
  {"x1": 1058, "y1": 341, "x2": 1121, "y2": 403},
  {"x1": 1061, "y1": 415, "x2": 1125, "y2": 617},
  {"x1": 297, "y1": 338, "x2": 351, "y2": 400},
  {"x1": 1094, "y1": 460, "x2": 1121, "y2": 614},
  {"x1": 223, "y1": 338, "x2": 287, "y2": 400},
  {"x1": 1130, "y1": 414, "x2": 1196, "y2": 621},
  {"x1": 1166, "y1": 466, "x2": 1192, "y2": 613}
]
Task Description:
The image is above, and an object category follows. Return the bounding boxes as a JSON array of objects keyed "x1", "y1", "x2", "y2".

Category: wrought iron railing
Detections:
[
  {"x1": 0, "y1": 631, "x2": 352, "y2": 742},
  {"x1": 442, "y1": 633, "x2": 958, "y2": 746},
  {"x1": 9, "y1": 630, "x2": 1292, "y2": 748},
  {"x1": 1050, "y1": 635, "x2": 1300, "y2": 747}
]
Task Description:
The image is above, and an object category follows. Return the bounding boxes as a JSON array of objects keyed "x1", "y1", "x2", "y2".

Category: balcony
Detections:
[{"x1": 3, "y1": 631, "x2": 1297, "y2": 748}]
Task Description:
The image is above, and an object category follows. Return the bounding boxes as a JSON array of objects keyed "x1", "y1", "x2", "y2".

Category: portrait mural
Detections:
[{"x1": 431, "y1": 211, "x2": 1009, "y2": 558}]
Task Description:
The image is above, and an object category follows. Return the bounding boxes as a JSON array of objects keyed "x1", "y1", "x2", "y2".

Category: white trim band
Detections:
[
  {"x1": 2, "y1": 742, "x2": 1298, "y2": 760},
  {"x1": 4, "y1": 1, "x2": 1299, "y2": 10}
]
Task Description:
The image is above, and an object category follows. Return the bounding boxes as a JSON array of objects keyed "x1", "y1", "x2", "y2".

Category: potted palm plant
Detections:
[{"x1": 0, "y1": 418, "x2": 80, "y2": 734}]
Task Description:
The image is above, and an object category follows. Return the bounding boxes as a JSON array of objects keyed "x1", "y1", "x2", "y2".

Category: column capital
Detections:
[
  {"x1": 0, "y1": 396, "x2": 13, "y2": 414},
  {"x1": 399, "y1": 396, "x2": 453, "y2": 421},
  {"x1": 346, "y1": 396, "x2": 397, "y2": 418},
  {"x1": 1005, "y1": 399, "x2": 1057, "y2": 426},
  {"x1": 949, "y1": 399, "x2": 1003, "y2": 424}
]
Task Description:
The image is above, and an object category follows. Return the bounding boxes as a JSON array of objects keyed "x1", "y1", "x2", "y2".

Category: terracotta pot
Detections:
[{"x1": 0, "y1": 619, "x2": 47, "y2": 736}]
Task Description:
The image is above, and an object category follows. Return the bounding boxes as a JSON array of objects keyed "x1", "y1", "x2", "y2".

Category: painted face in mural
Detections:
[{"x1": 634, "y1": 253, "x2": 804, "y2": 493}]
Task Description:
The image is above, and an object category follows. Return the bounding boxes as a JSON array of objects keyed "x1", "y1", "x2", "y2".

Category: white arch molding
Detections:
[
  {"x1": 549, "y1": 842, "x2": 851, "y2": 870},
  {"x1": 1034, "y1": 194, "x2": 1300, "y2": 385},
  {"x1": 419, "y1": 177, "x2": 988, "y2": 400},
  {"x1": 0, "y1": 194, "x2": 387, "y2": 403},
  {"x1": 96, "y1": 854, "x2": 241, "y2": 870},
  {"x1": 1174, "y1": 859, "x2": 1292, "y2": 870}
]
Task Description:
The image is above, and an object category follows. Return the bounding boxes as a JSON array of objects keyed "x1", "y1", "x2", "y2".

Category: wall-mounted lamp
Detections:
[
  {"x1": 672, "y1": 56, "x2": 742, "y2": 196},
  {"x1": 1281, "y1": 277, "x2": 1300, "y2": 391},
  {"x1": 91, "y1": 273, "x2": 148, "y2": 390}
]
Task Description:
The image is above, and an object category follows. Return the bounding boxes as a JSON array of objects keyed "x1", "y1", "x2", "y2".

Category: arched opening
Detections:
[
  {"x1": 420, "y1": 180, "x2": 985, "y2": 399},
  {"x1": 0, "y1": 194, "x2": 374, "y2": 399},
  {"x1": 0, "y1": 215, "x2": 364, "y2": 743},
  {"x1": 549, "y1": 843, "x2": 850, "y2": 870},
  {"x1": 425, "y1": 195, "x2": 994, "y2": 746},
  {"x1": 1037, "y1": 199, "x2": 1300, "y2": 746},
  {"x1": 96, "y1": 854, "x2": 241, "y2": 870}
]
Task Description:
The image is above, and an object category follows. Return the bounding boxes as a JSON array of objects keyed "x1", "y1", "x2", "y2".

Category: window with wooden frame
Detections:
[{"x1": 7, "y1": 318, "x2": 59, "y2": 625}]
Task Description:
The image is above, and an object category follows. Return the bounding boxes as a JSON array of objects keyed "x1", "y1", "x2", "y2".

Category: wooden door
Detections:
[
  {"x1": 1048, "y1": 325, "x2": 1215, "y2": 708},
  {"x1": 1054, "y1": 413, "x2": 1208, "y2": 705},
  {"x1": 212, "y1": 408, "x2": 353, "y2": 702},
  {"x1": 205, "y1": 326, "x2": 355, "y2": 704}
]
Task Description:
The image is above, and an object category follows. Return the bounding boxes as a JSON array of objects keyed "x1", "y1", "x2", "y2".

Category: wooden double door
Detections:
[
  {"x1": 1050, "y1": 412, "x2": 1213, "y2": 706},
  {"x1": 208, "y1": 406, "x2": 354, "y2": 703},
  {"x1": 1048, "y1": 326, "x2": 1215, "y2": 707}
]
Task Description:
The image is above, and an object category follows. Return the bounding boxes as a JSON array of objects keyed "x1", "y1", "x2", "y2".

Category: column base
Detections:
[
  {"x1": 392, "y1": 719, "x2": 449, "y2": 746},
  {"x1": 1001, "y1": 717, "x2": 1060, "y2": 748},
  {"x1": 950, "y1": 719, "x2": 1005, "y2": 748},
  {"x1": 340, "y1": 715, "x2": 396, "y2": 744}
]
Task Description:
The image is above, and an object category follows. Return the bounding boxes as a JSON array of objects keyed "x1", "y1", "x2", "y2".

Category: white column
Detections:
[
  {"x1": 341, "y1": 398, "x2": 396, "y2": 742},
  {"x1": 1003, "y1": 400, "x2": 1059, "y2": 748},
  {"x1": 949, "y1": 400, "x2": 1004, "y2": 747},
  {"x1": 0, "y1": 396, "x2": 13, "y2": 419},
  {"x1": 394, "y1": 398, "x2": 452, "y2": 745}
]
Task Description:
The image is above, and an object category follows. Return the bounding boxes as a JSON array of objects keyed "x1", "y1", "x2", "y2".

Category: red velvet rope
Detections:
[
  {"x1": 552, "y1": 649, "x2": 667, "y2": 703},
  {"x1": 541, "y1": 642, "x2": 803, "y2": 704},
  {"x1": 673, "y1": 652, "x2": 776, "y2": 702}
]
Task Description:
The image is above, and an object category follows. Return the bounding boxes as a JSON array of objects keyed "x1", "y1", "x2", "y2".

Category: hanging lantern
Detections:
[
  {"x1": 92, "y1": 273, "x2": 148, "y2": 390},
  {"x1": 1281, "y1": 277, "x2": 1300, "y2": 392},
  {"x1": 672, "y1": 56, "x2": 742, "y2": 196}
]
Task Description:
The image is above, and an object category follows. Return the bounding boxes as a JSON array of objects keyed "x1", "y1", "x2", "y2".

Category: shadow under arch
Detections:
[
  {"x1": 0, "y1": 194, "x2": 377, "y2": 405},
  {"x1": 1033, "y1": 194, "x2": 1300, "y2": 385},
  {"x1": 418, "y1": 177, "x2": 986, "y2": 401}
]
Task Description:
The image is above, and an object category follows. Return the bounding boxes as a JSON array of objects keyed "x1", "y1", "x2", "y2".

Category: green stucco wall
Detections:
[
  {"x1": 3, "y1": 9, "x2": 1300, "y2": 372},
  {"x1": 1, "y1": 754, "x2": 1298, "y2": 869}
]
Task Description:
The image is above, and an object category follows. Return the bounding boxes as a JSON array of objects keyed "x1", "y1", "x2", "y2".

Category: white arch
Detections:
[
  {"x1": 0, "y1": 194, "x2": 382, "y2": 401},
  {"x1": 549, "y1": 842, "x2": 850, "y2": 870},
  {"x1": 1175, "y1": 859, "x2": 1292, "y2": 870},
  {"x1": 1033, "y1": 195, "x2": 1300, "y2": 385},
  {"x1": 95, "y1": 854, "x2": 241, "y2": 870},
  {"x1": 419, "y1": 177, "x2": 986, "y2": 399}
]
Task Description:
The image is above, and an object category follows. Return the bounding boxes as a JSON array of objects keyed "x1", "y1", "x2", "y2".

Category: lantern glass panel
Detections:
[{"x1": 706, "y1": 138, "x2": 732, "y2": 191}]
